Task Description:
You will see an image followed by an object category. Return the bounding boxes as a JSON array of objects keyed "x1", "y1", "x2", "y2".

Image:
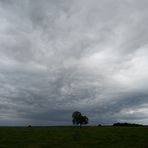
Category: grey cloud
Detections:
[{"x1": 0, "y1": 0, "x2": 148, "y2": 126}]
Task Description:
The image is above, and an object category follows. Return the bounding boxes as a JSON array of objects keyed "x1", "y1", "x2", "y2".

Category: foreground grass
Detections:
[{"x1": 0, "y1": 126, "x2": 148, "y2": 148}]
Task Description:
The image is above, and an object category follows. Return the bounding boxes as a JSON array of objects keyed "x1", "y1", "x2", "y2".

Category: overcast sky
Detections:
[{"x1": 0, "y1": 0, "x2": 148, "y2": 126}]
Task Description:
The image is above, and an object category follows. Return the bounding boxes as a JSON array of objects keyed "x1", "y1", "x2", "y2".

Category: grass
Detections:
[{"x1": 0, "y1": 126, "x2": 148, "y2": 148}]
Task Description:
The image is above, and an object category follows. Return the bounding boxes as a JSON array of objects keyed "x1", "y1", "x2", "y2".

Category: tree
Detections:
[{"x1": 72, "y1": 111, "x2": 88, "y2": 127}]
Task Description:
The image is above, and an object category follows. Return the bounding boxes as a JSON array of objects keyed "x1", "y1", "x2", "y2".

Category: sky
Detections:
[{"x1": 0, "y1": 0, "x2": 148, "y2": 126}]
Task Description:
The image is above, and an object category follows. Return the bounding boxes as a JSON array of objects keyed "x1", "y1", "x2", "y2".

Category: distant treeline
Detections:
[{"x1": 113, "y1": 122, "x2": 143, "y2": 126}]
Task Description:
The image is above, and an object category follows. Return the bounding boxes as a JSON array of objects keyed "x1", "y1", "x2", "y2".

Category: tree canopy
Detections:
[{"x1": 72, "y1": 111, "x2": 88, "y2": 127}]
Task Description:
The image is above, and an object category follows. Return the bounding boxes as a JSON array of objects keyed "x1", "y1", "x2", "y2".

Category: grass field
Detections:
[{"x1": 0, "y1": 126, "x2": 148, "y2": 148}]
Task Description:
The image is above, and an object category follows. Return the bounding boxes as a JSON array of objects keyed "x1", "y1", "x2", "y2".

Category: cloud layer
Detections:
[{"x1": 0, "y1": 0, "x2": 148, "y2": 125}]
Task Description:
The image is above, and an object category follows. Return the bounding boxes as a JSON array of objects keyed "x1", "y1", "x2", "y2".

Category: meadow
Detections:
[{"x1": 0, "y1": 126, "x2": 148, "y2": 148}]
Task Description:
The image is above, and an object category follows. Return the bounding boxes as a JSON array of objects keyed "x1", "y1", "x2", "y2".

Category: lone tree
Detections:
[{"x1": 72, "y1": 111, "x2": 88, "y2": 127}]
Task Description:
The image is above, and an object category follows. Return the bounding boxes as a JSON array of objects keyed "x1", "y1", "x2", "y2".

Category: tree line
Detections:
[{"x1": 71, "y1": 111, "x2": 143, "y2": 127}]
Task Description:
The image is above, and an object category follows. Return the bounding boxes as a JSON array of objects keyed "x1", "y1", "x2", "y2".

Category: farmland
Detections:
[{"x1": 0, "y1": 126, "x2": 148, "y2": 148}]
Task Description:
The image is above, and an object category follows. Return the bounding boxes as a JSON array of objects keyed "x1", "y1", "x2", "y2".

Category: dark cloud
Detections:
[{"x1": 0, "y1": 0, "x2": 148, "y2": 126}]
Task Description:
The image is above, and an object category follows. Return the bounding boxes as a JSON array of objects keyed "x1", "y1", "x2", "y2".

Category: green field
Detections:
[{"x1": 0, "y1": 126, "x2": 148, "y2": 148}]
